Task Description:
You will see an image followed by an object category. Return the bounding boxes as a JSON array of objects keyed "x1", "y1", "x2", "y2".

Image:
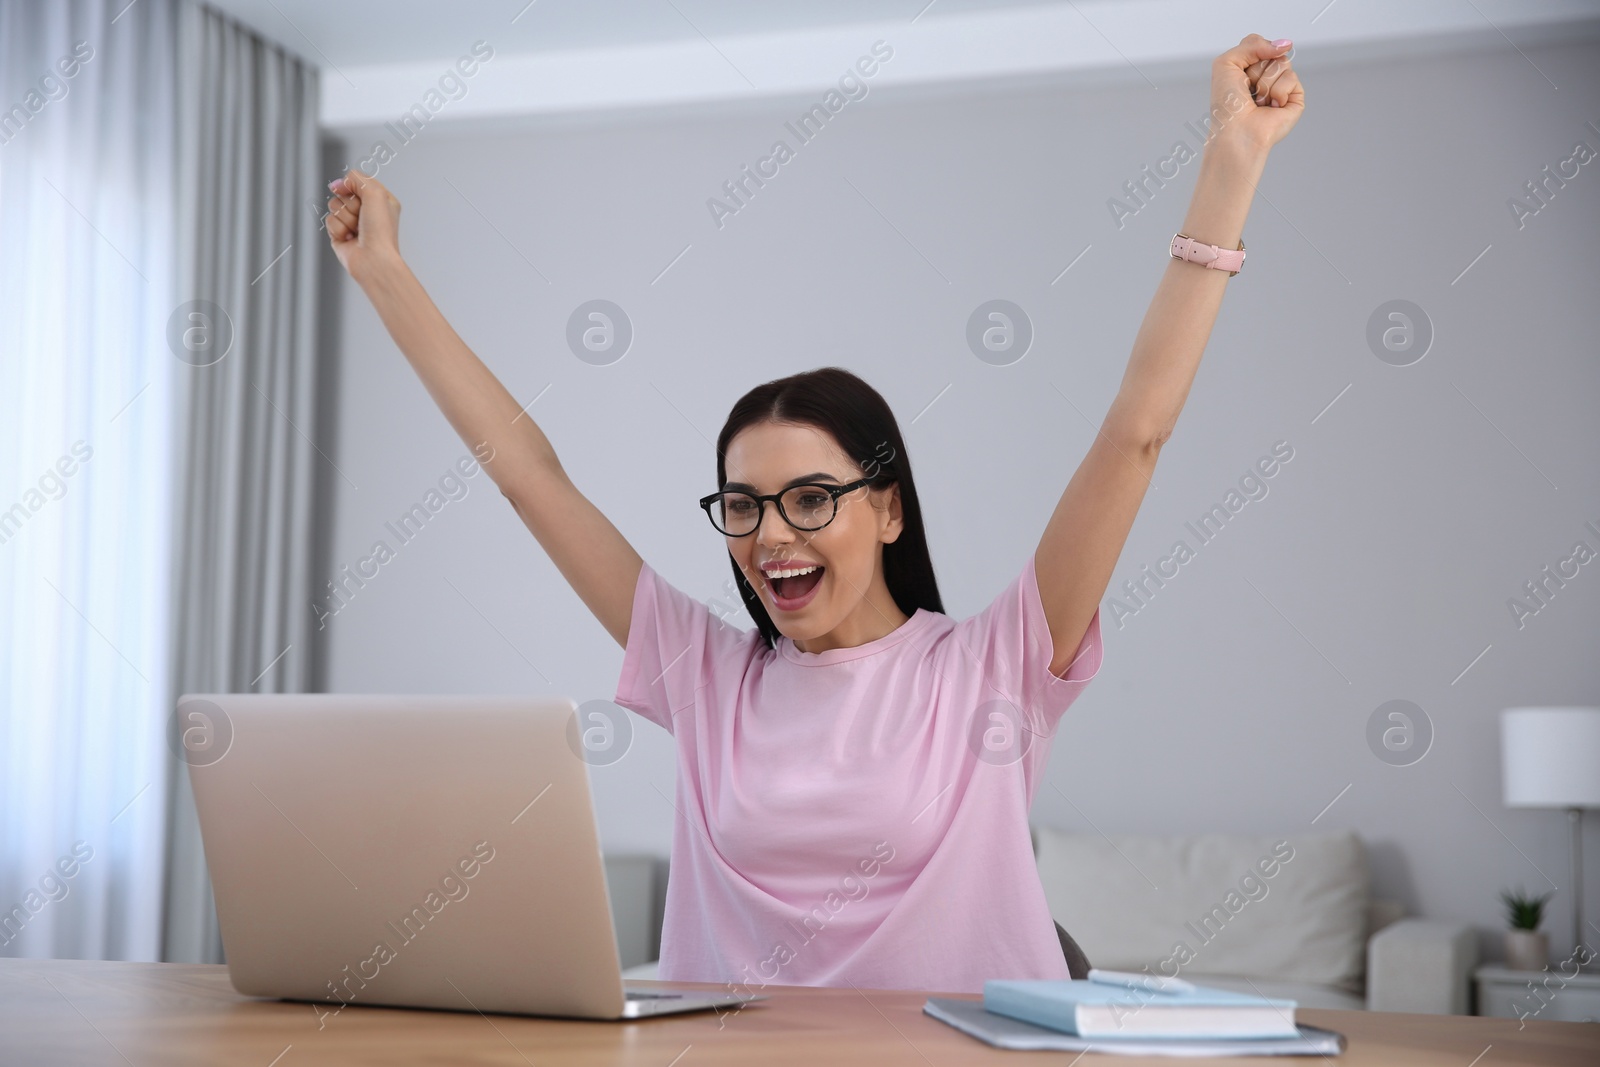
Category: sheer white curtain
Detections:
[
  {"x1": 1, "y1": 0, "x2": 324, "y2": 963},
  {"x1": 0, "y1": 0, "x2": 178, "y2": 960}
]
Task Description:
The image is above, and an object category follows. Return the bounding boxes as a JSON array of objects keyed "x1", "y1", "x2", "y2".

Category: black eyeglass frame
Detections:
[{"x1": 698, "y1": 475, "x2": 885, "y2": 536}]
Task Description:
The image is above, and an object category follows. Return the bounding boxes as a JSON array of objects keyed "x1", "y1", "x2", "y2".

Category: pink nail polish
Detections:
[{"x1": 1272, "y1": 38, "x2": 1292, "y2": 50}]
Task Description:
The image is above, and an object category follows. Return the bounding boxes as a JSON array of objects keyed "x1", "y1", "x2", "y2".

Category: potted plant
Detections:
[{"x1": 1498, "y1": 886, "x2": 1553, "y2": 971}]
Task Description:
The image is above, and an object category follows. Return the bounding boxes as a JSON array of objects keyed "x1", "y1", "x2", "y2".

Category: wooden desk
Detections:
[{"x1": 3, "y1": 958, "x2": 1597, "y2": 1065}]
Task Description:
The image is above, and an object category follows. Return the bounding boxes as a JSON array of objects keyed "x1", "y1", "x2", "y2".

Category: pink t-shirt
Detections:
[{"x1": 613, "y1": 551, "x2": 1104, "y2": 995}]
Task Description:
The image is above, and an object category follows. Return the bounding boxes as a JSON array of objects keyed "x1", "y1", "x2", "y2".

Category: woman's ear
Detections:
[{"x1": 880, "y1": 483, "x2": 904, "y2": 544}]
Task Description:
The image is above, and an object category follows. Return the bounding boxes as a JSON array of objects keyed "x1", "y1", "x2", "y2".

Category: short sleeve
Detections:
[
  {"x1": 614, "y1": 561, "x2": 753, "y2": 735},
  {"x1": 950, "y1": 551, "x2": 1104, "y2": 732}
]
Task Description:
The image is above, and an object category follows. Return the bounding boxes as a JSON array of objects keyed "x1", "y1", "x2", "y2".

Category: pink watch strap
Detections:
[{"x1": 1170, "y1": 233, "x2": 1245, "y2": 275}]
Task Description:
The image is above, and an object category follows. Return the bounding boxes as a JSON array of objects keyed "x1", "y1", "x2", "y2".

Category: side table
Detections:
[{"x1": 1474, "y1": 963, "x2": 1600, "y2": 1023}]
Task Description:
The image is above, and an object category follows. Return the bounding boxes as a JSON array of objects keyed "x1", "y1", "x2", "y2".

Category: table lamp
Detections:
[{"x1": 1500, "y1": 706, "x2": 1600, "y2": 973}]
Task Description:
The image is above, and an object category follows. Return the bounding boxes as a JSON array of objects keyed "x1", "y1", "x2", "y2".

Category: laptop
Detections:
[{"x1": 179, "y1": 692, "x2": 763, "y2": 1021}]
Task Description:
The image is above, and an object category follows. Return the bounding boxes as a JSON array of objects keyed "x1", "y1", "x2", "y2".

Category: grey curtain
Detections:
[{"x1": 161, "y1": 0, "x2": 323, "y2": 964}]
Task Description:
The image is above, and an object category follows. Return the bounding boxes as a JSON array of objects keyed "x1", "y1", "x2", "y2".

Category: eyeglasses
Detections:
[{"x1": 698, "y1": 477, "x2": 880, "y2": 537}]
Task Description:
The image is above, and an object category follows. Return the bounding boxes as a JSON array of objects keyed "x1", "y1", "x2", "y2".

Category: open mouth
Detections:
[{"x1": 763, "y1": 565, "x2": 825, "y2": 610}]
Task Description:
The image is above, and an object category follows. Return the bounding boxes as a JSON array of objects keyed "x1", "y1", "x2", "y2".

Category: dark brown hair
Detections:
[{"x1": 714, "y1": 366, "x2": 945, "y2": 650}]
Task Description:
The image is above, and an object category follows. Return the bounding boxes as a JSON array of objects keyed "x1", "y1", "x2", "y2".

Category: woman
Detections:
[{"x1": 325, "y1": 34, "x2": 1304, "y2": 995}]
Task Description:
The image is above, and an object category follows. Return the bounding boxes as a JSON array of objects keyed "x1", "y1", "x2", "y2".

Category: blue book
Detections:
[
  {"x1": 924, "y1": 998, "x2": 1344, "y2": 1056},
  {"x1": 983, "y1": 979, "x2": 1300, "y2": 1040}
]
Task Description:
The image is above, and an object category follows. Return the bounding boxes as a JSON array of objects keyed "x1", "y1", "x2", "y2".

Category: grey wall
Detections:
[{"x1": 315, "y1": 32, "x2": 1600, "y2": 967}]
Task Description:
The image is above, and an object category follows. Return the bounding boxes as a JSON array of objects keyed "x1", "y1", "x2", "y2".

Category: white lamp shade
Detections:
[{"x1": 1501, "y1": 706, "x2": 1600, "y2": 808}]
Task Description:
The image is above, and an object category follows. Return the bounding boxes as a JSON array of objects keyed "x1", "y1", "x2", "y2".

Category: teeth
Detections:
[{"x1": 766, "y1": 565, "x2": 820, "y2": 579}]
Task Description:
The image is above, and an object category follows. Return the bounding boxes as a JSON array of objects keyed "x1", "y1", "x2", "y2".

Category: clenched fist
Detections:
[
  {"x1": 325, "y1": 168, "x2": 402, "y2": 283},
  {"x1": 1210, "y1": 34, "x2": 1305, "y2": 156}
]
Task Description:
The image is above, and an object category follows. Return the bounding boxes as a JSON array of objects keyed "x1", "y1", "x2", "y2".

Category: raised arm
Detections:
[
  {"x1": 325, "y1": 169, "x2": 643, "y2": 649},
  {"x1": 1034, "y1": 34, "x2": 1304, "y2": 675}
]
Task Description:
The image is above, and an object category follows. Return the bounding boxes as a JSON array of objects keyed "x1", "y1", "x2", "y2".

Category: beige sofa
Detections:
[
  {"x1": 1032, "y1": 826, "x2": 1479, "y2": 1013},
  {"x1": 610, "y1": 828, "x2": 1478, "y2": 1013}
]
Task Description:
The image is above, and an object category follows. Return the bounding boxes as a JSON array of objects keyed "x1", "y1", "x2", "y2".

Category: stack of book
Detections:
[{"x1": 922, "y1": 968, "x2": 1347, "y2": 1056}]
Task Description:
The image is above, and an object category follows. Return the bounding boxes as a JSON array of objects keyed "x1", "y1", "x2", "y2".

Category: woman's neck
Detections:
[{"x1": 790, "y1": 584, "x2": 912, "y2": 654}]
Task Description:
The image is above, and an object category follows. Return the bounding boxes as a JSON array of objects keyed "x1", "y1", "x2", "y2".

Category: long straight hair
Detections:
[{"x1": 714, "y1": 367, "x2": 945, "y2": 651}]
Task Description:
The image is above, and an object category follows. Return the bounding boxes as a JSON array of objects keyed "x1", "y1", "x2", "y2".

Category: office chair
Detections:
[{"x1": 1054, "y1": 920, "x2": 1092, "y2": 980}]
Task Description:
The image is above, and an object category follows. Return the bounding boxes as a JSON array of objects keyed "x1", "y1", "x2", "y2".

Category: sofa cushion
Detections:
[{"x1": 1034, "y1": 828, "x2": 1369, "y2": 997}]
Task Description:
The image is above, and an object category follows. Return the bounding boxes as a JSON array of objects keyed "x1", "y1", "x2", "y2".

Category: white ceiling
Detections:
[
  {"x1": 202, "y1": 0, "x2": 1073, "y2": 66},
  {"x1": 201, "y1": 0, "x2": 1600, "y2": 130}
]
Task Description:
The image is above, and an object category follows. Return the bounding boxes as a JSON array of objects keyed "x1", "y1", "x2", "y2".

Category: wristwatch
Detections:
[{"x1": 1170, "y1": 233, "x2": 1245, "y2": 276}]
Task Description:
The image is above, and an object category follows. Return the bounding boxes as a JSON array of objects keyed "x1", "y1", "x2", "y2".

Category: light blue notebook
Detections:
[
  {"x1": 983, "y1": 979, "x2": 1300, "y2": 1039},
  {"x1": 924, "y1": 998, "x2": 1344, "y2": 1056}
]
